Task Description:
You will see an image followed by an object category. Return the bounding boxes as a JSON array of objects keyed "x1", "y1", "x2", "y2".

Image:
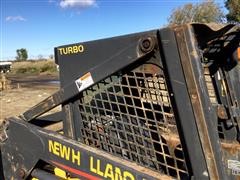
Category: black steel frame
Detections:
[{"x1": 0, "y1": 23, "x2": 239, "y2": 180}]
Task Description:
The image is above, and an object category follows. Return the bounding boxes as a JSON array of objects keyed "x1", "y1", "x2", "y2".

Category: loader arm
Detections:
[
  {"x1": 0, "y1": 23, "x2": 239, "y2": 180},
  {"x1": 0, "y1": 118, "x2": 168, "y2": 180}
]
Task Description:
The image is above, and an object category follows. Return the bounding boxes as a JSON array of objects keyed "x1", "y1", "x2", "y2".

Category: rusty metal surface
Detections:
[
  {"x1": 1, "y1": 23, "x2": 239, "y2": 179},
  {"x1": 174, "y1": 25, "x2": 221, "y2": 179},
  {"x1": 221, "y1": 142, "x2": 240, "y2": 156},
  {"x1": 1, "y1": 118, "x2": 171, "y2": 180},
  {"x1": 187, "y1": 23, "x2": 240, "y2": 179}
]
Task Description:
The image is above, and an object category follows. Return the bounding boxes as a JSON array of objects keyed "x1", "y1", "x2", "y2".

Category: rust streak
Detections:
[{"x1": 221, "y1": 142, "x2": 240, "y2": 155}]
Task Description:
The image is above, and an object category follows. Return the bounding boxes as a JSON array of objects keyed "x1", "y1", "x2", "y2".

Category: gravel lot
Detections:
[{"x1": 0, "y1": 74, "x2": 59, "y2": 120}]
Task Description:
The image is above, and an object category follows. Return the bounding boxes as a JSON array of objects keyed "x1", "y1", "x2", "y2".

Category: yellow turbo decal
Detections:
[{"x1": 58, "y1": 45, "x2": 84, "y2": 55}]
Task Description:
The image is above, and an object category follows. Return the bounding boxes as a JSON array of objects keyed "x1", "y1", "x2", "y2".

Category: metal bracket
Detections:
[{"x1": 230, "y1": 106, "x2": 240, "y2": 118}]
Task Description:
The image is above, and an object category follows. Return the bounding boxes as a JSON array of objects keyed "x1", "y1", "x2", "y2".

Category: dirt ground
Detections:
[{"x1": 0, "y1": 74, "x2": 59, "y2": 120}]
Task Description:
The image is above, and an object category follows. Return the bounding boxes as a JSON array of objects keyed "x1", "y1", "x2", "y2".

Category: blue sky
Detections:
[{"x1": 1, "y1": 0, "x2": 226, "y2": 60}]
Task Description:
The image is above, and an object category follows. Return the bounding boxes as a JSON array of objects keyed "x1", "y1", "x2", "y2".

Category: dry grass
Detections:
[{"x1": 11, "y1": 60, "x2": 58, "y2": 75}]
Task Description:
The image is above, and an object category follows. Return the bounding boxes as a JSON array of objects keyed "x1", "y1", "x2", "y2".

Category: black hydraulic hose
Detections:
[{"x1": 31, "y1": 169, "x2": 64, "y2": 180}]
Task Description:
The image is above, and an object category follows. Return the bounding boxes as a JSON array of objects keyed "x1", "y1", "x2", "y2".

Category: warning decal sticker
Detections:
[
  {"x1": 228, "y1": 160, "x2": 240, "y2": 175},
  {"x1": 75, "y1": 72, "x2": 94, "y2": 92}
]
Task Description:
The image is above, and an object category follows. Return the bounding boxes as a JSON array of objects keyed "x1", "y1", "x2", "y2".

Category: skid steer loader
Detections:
[{"x1": 0, "y1": 23, "x2": 239, "y2": 180}]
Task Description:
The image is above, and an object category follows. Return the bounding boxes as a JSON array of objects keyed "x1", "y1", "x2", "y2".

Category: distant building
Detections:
[{"x1": 0, "y1": 62, "x2": 12, "y2": 73}]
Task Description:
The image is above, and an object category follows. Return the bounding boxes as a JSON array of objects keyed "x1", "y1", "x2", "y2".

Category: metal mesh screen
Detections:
[
  {"x1": 78, "y1": 63, "x2": 189, "y2": 179},
  {"x1": 204, "y1": 65, "x2": 240, "y2": 141},
  {"x1": 202, "y1": 29, "x2": 240, "y2": 142},
  {"x1": 203, "y1": 67, "x2": 226, "y2": 139}
]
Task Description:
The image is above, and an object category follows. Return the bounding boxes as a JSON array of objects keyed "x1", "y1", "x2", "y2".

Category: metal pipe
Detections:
[{"x1": 31, "y1": 169, "x2": 64, "y2": 180}]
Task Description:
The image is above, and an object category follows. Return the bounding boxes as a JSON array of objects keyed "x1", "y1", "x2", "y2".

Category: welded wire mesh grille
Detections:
[
  {"x1": 204, "y1": 66, "x2": 230, "y2": 140},
  {"x1": 78, "y1": 63, "x2": 189, "y2": 179},
  {"x1": 203, "y1": 68, "x2": 227, "y2": 139},
  {"x1": 204, "y1": 68, "x2": 217, "y2": 104},
  {"x1": 204, "y1": 67, "x2": 239, "y2": 141}
]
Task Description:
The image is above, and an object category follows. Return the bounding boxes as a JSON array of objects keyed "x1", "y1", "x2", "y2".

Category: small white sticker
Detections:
[
  {"x1": 228, "y1": 160, "x2": 240, "y2": 176},
  {"x1": 75, "y1": 72, "x2": 94, "y2": 92}
]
